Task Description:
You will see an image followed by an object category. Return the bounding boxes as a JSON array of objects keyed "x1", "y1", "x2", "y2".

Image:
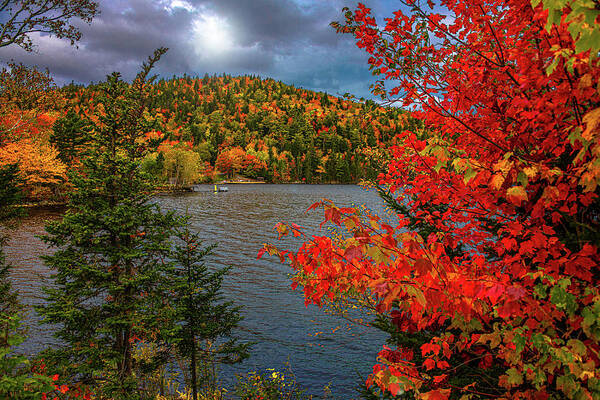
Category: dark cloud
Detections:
[
  {"x1": 205, "y1": 0, "x2": 338, "y2": 50},
  {"x1": 0, "y1": 0, "x2": 389, "y2": 98}
]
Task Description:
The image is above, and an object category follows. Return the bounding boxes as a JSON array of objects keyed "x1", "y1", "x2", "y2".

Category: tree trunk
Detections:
[{"x1": 191, "y1": 335, "x2": 198, "y2": 400}]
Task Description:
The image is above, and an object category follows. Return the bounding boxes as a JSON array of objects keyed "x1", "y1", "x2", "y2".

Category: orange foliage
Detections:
[
  {"x1": 215, "y1": 146, "x2": 267, "y2": 178},
  {"x1": 0, "y1": 110, "x2": 57, "y2": 143},
  {"x1": 215, "y1": 147, "x2": 247, "y2": 177},
  {"x1": 0, "y1": 139, "x2": 67, "y2": 198}
]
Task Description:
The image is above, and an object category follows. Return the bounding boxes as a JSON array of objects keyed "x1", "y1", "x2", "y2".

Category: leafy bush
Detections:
[{"x1": 235, "y1": 368, "x2": 326, "y2": 400}]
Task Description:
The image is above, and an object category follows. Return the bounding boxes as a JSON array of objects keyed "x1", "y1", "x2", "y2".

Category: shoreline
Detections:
[
  {"x1": 220, "y1": 181, "x2": 266, "y2": 184},
  {"x1": 17, "y1": 182, "x2": 366, "y2": 210}
]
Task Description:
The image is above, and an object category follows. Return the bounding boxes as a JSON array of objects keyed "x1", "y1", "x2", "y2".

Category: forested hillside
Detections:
[
  {"x1": 60, "y1": 74, "x2": 417, "y2": 187},
  {"x1": 1, "y1": 72, "x2": 419, "y2": 201}
]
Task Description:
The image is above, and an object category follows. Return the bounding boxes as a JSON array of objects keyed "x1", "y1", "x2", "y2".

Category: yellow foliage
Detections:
[
  {"x1": 0, "y1": 139, "x2": 67, "y2": 196},
  {"x1": 162, "y1": 147, "x2": 201, "y2": 186},
  {"x1": 577, "y1": 106, "x2": 600, "y2": 192},
  {"x1": 490, "y1": 174, "x2": 505, "y2": 190}
]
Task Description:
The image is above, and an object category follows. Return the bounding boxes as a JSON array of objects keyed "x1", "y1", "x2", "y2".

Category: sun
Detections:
[{"x1": 192, "y1": 14, "x2": 233, "y2": 55}]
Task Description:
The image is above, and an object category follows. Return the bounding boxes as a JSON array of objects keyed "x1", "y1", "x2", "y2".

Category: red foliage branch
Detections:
[{"x1": 264, "y1": 0, "x2": 600, "y2": 398}]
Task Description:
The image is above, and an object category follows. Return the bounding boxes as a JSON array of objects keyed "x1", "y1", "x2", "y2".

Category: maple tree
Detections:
[
  {"x1": 215, "y1": 147, "x2": 243, "y2": 178},
  {"x1": 0, "y1": 64, "x2": 67, "y2": 200},
  {"x1": 263, "y1": 0, "x2": 600, "y2": 399},
  {"x1": 214, "y1": 146, "x2": 267, "y2": 179}
]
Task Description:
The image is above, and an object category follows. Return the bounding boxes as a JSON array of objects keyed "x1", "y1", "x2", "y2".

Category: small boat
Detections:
[{"x1": 213, "y1": 184, "x2": 229, "y2": 193}]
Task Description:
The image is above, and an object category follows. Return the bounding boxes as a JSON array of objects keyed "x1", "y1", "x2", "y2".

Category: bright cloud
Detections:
[
  {"x1": 192, "y1": 13, "x2": 234, "y2": 56},
  {"x1": 165, "y1": 0, "x2": 196, "y2": 13}
]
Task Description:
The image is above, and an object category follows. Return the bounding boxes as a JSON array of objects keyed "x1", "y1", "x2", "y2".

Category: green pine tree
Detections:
[
  {"x1": 0, "y1": 164, "x2": 23, "y2": 224},
  {"x1": 38, "y1": 48, "x2": 182, "y2": 399},
  {"x1": 50, "y1": 109, "x2": 91, "y2": 164},
  {"x1": 166, "y1": 228, "x2": 250, "y2": 400}
]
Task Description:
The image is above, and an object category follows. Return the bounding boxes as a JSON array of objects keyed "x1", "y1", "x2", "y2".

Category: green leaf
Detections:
[
  {"x1": 546, "y1": 57, "x2": 560, "y2": 75},
  {"x1": 463, "y1": 166, "x2": 477, "y2": 184},
  {"x1": 567, "y1": 339, "x2": 586, "y2": 356},
  {"x1": 568, "y1": 126, "x2": 583, "y2": 145},
  {"x1": 506, "y1": 368, "x2": 523, "y2": 386},
  {"x1": 556, "y1": 374, "x2": 578, "y2": 397},
  {"x1": 550, "y1": 279, "x2": 578, "y2": 315},
  {"x1": 545, "y1": 9, "x2": 560, "y2": 31},
  {"x1": 513, "y1": 332, "x2": 527, "y2": 354},
  {"x1": 516, "y1": 171, "x2": 529, "y2": 187}
]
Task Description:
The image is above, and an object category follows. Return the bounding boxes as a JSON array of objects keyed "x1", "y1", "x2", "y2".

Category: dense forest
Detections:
[{"x1": 0, "y1": 72, "x2": 419, "y2": 201}]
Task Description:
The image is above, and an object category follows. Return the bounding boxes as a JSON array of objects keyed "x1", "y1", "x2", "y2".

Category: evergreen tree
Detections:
[
  {"x1": 38, "y1": 49, "x2": 182, "y2": 399},
  {"x1": 325, "y1": 155, "x2": 336, "y2": 182},
  {"x1": 0, "y1": 164, "x2": 22, "y2": 224},
  {"x1": 167, "y1": 228, "x2": 250, "y2": 400},
  {"x1": 50, "y1": 109, "x2": 91, "y2": 164}
]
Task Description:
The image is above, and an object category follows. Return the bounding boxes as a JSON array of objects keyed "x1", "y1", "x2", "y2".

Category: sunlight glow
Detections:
[
  {"x1": 192, "y1": 14, "x2": 234, "y2": 55},
  {"x1": 164, "y1": 0, "x2": 196, "y2": 13}
]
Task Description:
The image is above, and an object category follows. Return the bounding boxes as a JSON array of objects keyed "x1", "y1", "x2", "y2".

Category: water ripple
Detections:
[{"x1": 6, "y1": 185, "x2": 389, "y2": 399}]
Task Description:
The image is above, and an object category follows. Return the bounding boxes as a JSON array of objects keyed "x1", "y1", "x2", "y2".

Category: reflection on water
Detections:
[{"x1": 6, "y1": 184, "x2": 389, "y2": 399}]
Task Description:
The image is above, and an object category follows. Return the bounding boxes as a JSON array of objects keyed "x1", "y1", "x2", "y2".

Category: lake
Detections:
[{"x1": 5, "y1": 184, "x2": 391, "y2": 399}]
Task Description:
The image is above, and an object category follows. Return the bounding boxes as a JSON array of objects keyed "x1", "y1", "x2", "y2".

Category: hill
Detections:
[{"x1": 1, "y1": 73, "x2": 421, "y2": 199}]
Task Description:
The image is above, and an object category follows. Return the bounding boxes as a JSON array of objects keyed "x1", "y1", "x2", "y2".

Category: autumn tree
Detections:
[
  {"x1": 38, "y1": 49, "x2": 182, "y2": 399},
  {"x1": 0, "y1": 0, "x2": 99, "y2": 51},
  {"x1": 215, "y1": 147, "x2": 247, "y2": 178},
  {"x1": 0, "y1": 0, "x2": 97, "y2": 141},
  {"x1": 0, "y1": 63, "x2": 58, "y2": 143},
  {"x1": 0, "y1": 63, "x2": 56, "y2": 112},
  {"x1": 162, "y1": 145, "x2": 201, "y2": 186},
  {"x1": 0, "y1": 139, "x2": 67, "y2": 199},
  {"x1": 264, "y1": 1, "x2": 600, "y2": 399}
]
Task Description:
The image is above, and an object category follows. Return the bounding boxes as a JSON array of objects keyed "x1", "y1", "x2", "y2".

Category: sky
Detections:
[{"x1": 0, "y1": 0, "x2": 400, "y2": 100}]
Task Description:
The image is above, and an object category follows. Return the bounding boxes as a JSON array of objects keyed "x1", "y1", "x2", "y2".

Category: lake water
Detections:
[{"x1": 5, "y1": 184, "x2": 390, "y2": 399}]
